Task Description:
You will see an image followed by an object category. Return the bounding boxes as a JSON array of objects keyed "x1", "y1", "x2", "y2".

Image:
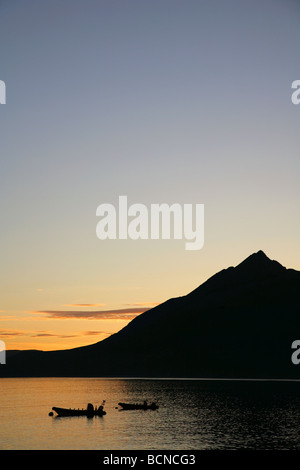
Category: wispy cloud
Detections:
[
  {"x1": 31, "y1": 332, "x2": 57, "y2": 337},
  {"x1": 124, "y1": 302, "x2": 159, "y2": 307},
  {"x1": 82, "y1": 331, "x2": 111, "y2": 336},
  {"x1": 0, "y1": 314, "x2": 24, "y2": 321},
  {"x1": 0, "y1": 329, "x2": 110, "y2": 339},
  {"x1": 31, "y1": 330, "x2": 110, "y2": 339},
  {"x1": 0, "y1": 329, "x2": 24, "y2": 337},
  {"x1": 63, "y1": 303, "x2": 107, "y2": 307},
  {"x1": 33, "y1": 307, "x2": 149, "y2": 320}
]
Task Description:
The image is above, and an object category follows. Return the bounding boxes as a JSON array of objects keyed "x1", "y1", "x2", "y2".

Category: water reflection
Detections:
[
  {"x1": 1, "y1": 378, "x2": 300, "y2": 449},
  {"x1": 152, "y1": 380, "x2": 300, "y2": 450}
]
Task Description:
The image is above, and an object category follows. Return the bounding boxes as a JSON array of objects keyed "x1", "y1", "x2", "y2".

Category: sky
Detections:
[{"x1": 0, "y1": 0, "x2": 299, "y2": 350}]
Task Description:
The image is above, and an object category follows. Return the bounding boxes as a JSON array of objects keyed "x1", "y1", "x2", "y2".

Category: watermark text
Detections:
[
  {"x1": 291, "y1": 340, "x2": 300, "y2": 364},
  {"x1": 0, "y1": 80, "x2": 6, "y2": 104},
  {"x1": 0, "y1": 340, "x2": 6, "y2": 364},
  {"x1": 291, "y1": 80, "x2": 300, "y2": 105},
  {"x1": 96, "y1": 196, "x2": 204, "y2": 250}
]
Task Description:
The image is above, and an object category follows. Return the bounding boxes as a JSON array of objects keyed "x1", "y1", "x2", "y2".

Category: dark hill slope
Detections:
[{"x1": 2, "y1": 251, "x2": 300, "y2": 378}]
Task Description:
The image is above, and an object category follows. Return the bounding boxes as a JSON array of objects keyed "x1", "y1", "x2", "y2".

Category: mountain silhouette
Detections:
[{"x1": 1, "y1": 251, "x2": 300, "y2": 378}]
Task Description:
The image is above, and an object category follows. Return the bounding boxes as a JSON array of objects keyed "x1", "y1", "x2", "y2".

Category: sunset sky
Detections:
[{"x1": 0, "y1": 0, "x2": 299, "y2": 350}]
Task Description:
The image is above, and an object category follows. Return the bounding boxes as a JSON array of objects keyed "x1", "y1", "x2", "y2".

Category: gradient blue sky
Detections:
[{"x1": 0, "y1": 0, "x2": 299, "y2": 349}]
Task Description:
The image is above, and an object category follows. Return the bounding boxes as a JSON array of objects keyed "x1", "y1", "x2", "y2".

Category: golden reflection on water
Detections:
[{"x1": 1, "y1": 378, "x2": 300, "y2": 450}]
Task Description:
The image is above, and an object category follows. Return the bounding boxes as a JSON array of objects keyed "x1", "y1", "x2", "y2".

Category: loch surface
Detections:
[{"x1": 1, "y1": 378, "x2": 300, "y2": 450}]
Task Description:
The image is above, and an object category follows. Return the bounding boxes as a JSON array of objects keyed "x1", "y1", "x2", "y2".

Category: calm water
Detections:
[{"x1": 1, "y1": 378, "x2": 300, "y2": 450}]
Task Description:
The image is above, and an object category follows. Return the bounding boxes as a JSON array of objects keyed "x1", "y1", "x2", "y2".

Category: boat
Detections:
[
  {"x1": 52, "y1": 403, "x2": 106, "y2": 417},
  {"x1": 118, "y1": 401, "x2": 159, "y2": 410}
]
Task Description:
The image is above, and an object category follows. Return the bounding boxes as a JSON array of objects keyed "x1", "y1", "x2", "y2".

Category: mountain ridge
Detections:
[{"x1": 1, "y1": 251, "x2": 300, "y2": 378}]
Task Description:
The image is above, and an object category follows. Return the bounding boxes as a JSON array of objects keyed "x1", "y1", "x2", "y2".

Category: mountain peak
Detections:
[
  {"x1": 240, "y1": 250, "x2": 269, "y2": 263},
  {"x1": 188, "y1": 250, "x2": 287, "y2": 298},
  {"x1": 252, "y1": 249, "x2": 268, "y2": 258},
  {"x1": 235, "y1": 250, "x2": 285, "y2": 275}
]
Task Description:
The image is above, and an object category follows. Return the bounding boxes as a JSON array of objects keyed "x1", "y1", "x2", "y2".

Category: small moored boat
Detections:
[
  {"x1": 118, "y1": 401, "x2": 158, "y2": 410},
  {"x1": 52, "y1": 402, "x2": 106, "y2": 417}
]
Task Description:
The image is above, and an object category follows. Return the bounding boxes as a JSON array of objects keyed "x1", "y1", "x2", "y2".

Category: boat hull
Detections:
[
  {"x1": 118, "y1": 402, "x2": 158, "y2": 410},
  {"x1": 52, "y1": 407, "x2": 106, "y2": 417}
]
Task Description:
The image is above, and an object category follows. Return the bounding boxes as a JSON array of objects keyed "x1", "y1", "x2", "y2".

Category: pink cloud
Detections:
[{"x1": 33, "y1": 307, "x2": 149, "y2": 320}]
